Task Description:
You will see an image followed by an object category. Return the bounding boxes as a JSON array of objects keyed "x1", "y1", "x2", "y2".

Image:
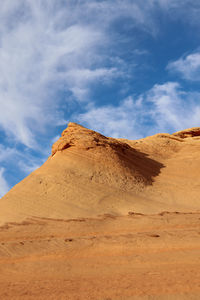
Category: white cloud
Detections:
[
  {"x1": 0, "y1": 144, "x2": 46, "y2": 182},
  {"x1": 0, "y1": 1, "x2": 117, "y2": 147},
  {"x1": 77, "y1": 96, "x2": 145, "y2": 139},
  {"x1": 0, "y1": 12, "x2": 105, "y2": 146},
  {"x1": 156, "y1": 0, "x2": 200, "y2": 25},
  {"x1": 0, "y1": 0, "x2": 188, "y2": 149},
  {"x1": 167, "y1": 52, "x2": 200, "y2": 81},
  {"x1": 77, "y1": 82, "x2": 200, "y2": 139},
  {"x1": 0, "y1": 144, "x2": 20, "y2": 162},
  {"x1": 0, "y1": 168, "x2": 9, "y2": 198},
  {"x1": 0, "y1": 1, "x2": 200, "y2": 147},
  {"x1": 146, "y1": 82, "x2": 199, "y2": 132},
  {"x1": 17, "y1": 160, "x2": 42, "y2": 174},
  {"x1": 0, "y1": 0, "x2": 158, "y2": 148},
  {"x1": 64, "y1": 67, "x2": 119, "y2": 101}
]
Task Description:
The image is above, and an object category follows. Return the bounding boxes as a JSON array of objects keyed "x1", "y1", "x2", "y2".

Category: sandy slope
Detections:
[
  {"x1": 0, "y1": 124, "x2": 200, "y2": 299},
  {"x1": 0, "y1": 123, "x2": 200, "y2": 224}
]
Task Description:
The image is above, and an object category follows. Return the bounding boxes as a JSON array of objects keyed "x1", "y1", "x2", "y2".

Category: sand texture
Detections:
[
  {"x1": 0, "y1": 212, "x2": 200, "y2": 299},
  {"x1": 0, "y1": 123, "x2": 200, "y2": 299}
]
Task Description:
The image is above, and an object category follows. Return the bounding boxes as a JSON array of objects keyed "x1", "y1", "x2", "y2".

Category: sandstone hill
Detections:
[
  {"x1": 0, "y1": 122, "x2": 200, "y2": 224},
  {"x1": 1, "y1": 123, "x2": 200, "y2": 299}
]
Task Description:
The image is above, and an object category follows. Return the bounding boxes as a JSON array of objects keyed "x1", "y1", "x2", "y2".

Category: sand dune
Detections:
[{"x1": 0, "y1": 123, "x2": 200, "y2": 299}]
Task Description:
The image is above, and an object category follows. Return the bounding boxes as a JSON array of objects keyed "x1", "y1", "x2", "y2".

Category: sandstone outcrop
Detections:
[
  {"x1": 173, "y1": 127, "x2": 200, "y2": 138},
  {"x1": 0, "y1": 123, "x2": 200, "y2": 224}
]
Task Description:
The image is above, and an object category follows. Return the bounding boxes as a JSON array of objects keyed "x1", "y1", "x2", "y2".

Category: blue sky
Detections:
[{"x1": 1, "y1": 0, "x2": 200, "y2": 196}]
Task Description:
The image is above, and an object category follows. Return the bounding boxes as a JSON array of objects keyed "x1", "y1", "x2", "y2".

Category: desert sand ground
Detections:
[
  {"x1": 0, "y1": 212, "x2": 200, "y2": 299},
  {"x1": 0, "y1": 124, "x2": 200, "y2": 299}
]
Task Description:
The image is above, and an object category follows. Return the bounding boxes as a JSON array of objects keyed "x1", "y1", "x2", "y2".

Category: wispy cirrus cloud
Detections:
[
  {"x1": 1, "y1": 0, "x2": 200, "y2": 147},
  {"x1": 0, "y1": 13, "x2": 105, "y2": 147},
  {"x1": 77, "y1": 82, "x2": 200, "y2": 139},
  {"x1": 0, "y1": 0, "x2": 160, "y2": 148},
  {"x1": 0, "y1": 143, "x2": 45, "y2": 189},
  {"x1": 146, "y1": 82, "x2": 200, "y2": 132},
  {"x1": 167, "y1": 52, "x2": 200, "y2": 81}
]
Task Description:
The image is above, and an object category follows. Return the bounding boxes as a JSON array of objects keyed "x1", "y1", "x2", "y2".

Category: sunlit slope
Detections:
[
  {"x1": 120, "y1": 127, "x2": 200, "y2": 210},
  {"x1": 0, "y1": 123, "x2": 200, "y2": 224}
]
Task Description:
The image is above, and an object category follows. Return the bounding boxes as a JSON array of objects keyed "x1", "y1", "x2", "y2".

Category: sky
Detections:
[{"x1": 0, "y1": 0, "x2": 200, "y2": 197}]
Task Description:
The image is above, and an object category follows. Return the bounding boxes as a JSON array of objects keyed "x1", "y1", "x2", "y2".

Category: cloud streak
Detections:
[
  {"x1": 0, "y1": 0, "x2": 194, "y2": 146},
  {"x1": 0, "y1": 168, "x2": 9, "y2": 198},
  {"x1": 77, "y1": 82, "x2": 200, "y2": 139},
  {"x1": 0, "y1": 0, "x2": 163, "y2": 148},
  {"x1": 1, "y1": 0, "x2": 200, "y2": 146},
  {"x1": 0, "y1": 3, "x2": 106, "y2": 146},
  {"x1": 167, "y1": 52, "x2": 200, "y2": 81}
]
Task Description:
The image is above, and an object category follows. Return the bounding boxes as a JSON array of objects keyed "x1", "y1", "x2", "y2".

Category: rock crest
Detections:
[
  {"x1": 173, "y1": 127, "x2": 200, "y2": 138},
  {"x1": 52, "y1": 122, "x2": 129, "y2": 156}
]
